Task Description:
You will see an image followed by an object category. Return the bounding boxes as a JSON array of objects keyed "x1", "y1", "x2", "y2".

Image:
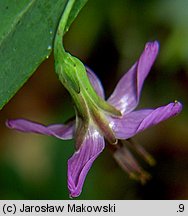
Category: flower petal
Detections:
[
  {"x1": 86, "y1": 66, "x2": 105, "y2": 99},
  {"x1": 112, "y1": 141, "x2": 151, "y2": 184},
  {"x1": 108, "y1": 41, "x2": 159, "y2": 115},
  {"x1": 6, "y1": 119, "x2": 74, "y2": 140},
  {"x1": 110, "y1": 101, "x2": 182, "y2": 139},
  {"x1": 68, "y1": 125, "x2": 105, "y2": 197}
]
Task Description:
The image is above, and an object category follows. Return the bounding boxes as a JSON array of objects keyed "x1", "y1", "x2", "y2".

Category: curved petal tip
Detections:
[
  {"x1": 145, "y1": 41, "x2": 159, "y2": 52},
  {"x1": 5, "y1": 119, "x2": 12, "y2": 128},
  {"x1": 67, "y1": 126, "x2": 105, "y2": 198},
  {"x1": 173, "y1": 100, "x2": 183, "y2": 115}
]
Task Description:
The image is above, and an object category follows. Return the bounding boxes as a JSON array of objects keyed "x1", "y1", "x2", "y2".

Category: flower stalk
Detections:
[{"x1": 53, "y1": 0, "x2": 121, "y2": 146}]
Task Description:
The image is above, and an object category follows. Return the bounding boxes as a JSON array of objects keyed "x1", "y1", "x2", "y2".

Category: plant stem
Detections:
[{"x1": 54, "y1": 0, "x2": 75, "y2": 53}]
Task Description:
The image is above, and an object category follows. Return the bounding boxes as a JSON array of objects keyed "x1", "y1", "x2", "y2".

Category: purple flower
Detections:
[{"x1": 6, "y1": 41, "x2": 182, "y2": 197}]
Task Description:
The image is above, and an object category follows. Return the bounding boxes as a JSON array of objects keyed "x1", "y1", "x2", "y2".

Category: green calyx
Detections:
[{"x1": 54, "y1": 0, "x2": 121, "y2": 145}]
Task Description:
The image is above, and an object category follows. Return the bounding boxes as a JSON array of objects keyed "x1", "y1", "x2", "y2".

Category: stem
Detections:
[{"x1": 54, "y1": 0, "x2": 75, "y2": 52}]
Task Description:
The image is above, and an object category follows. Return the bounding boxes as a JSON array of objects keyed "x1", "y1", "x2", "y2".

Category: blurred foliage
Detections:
[{"x1": 0, "y1": 0, "x2": 188, "y2": 199}]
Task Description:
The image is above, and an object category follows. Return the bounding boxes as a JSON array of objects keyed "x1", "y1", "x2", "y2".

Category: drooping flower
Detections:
[{"x1": 6, "y1": 41, "x2": 182, "y2": 197}]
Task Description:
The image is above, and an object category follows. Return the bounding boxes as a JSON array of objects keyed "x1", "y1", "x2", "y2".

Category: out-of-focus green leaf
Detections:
[
  {"x1": 152, "y1": 0, "x2": 188, "y2": 69},
  {"x1": 0, "y1": 0, "x2": 87, "y2": 110}
]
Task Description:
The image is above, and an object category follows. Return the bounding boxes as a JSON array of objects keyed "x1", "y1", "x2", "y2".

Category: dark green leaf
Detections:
[{"x1": 0, "y1": 0, "x2": 87, "y2": 110}]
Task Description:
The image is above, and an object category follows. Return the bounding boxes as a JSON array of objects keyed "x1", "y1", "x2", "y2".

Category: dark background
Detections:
[{"x1": 0, "y1": 0, "x2": 188, "y2": 199}]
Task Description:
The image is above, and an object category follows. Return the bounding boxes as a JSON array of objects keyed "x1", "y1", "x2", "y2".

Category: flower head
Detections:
[{"x1": 6, "y1": 41, "x2": 182, "y2": 197}]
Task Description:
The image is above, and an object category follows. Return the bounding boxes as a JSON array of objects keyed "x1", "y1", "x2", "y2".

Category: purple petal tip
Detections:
[
  {"x1": 173, "y1": 100, "x2": 183, "y2": 115},
  {"x1": 5, "y1": 119, "x2": 13, "y2": 129},
  {"x1": 145, "y1": 41, "x2": 159, "y2": 52}
]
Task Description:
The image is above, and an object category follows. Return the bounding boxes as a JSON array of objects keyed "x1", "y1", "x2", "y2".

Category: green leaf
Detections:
[{"x1": 0, "y1": 0, "x2": 87, "y2": 110}]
